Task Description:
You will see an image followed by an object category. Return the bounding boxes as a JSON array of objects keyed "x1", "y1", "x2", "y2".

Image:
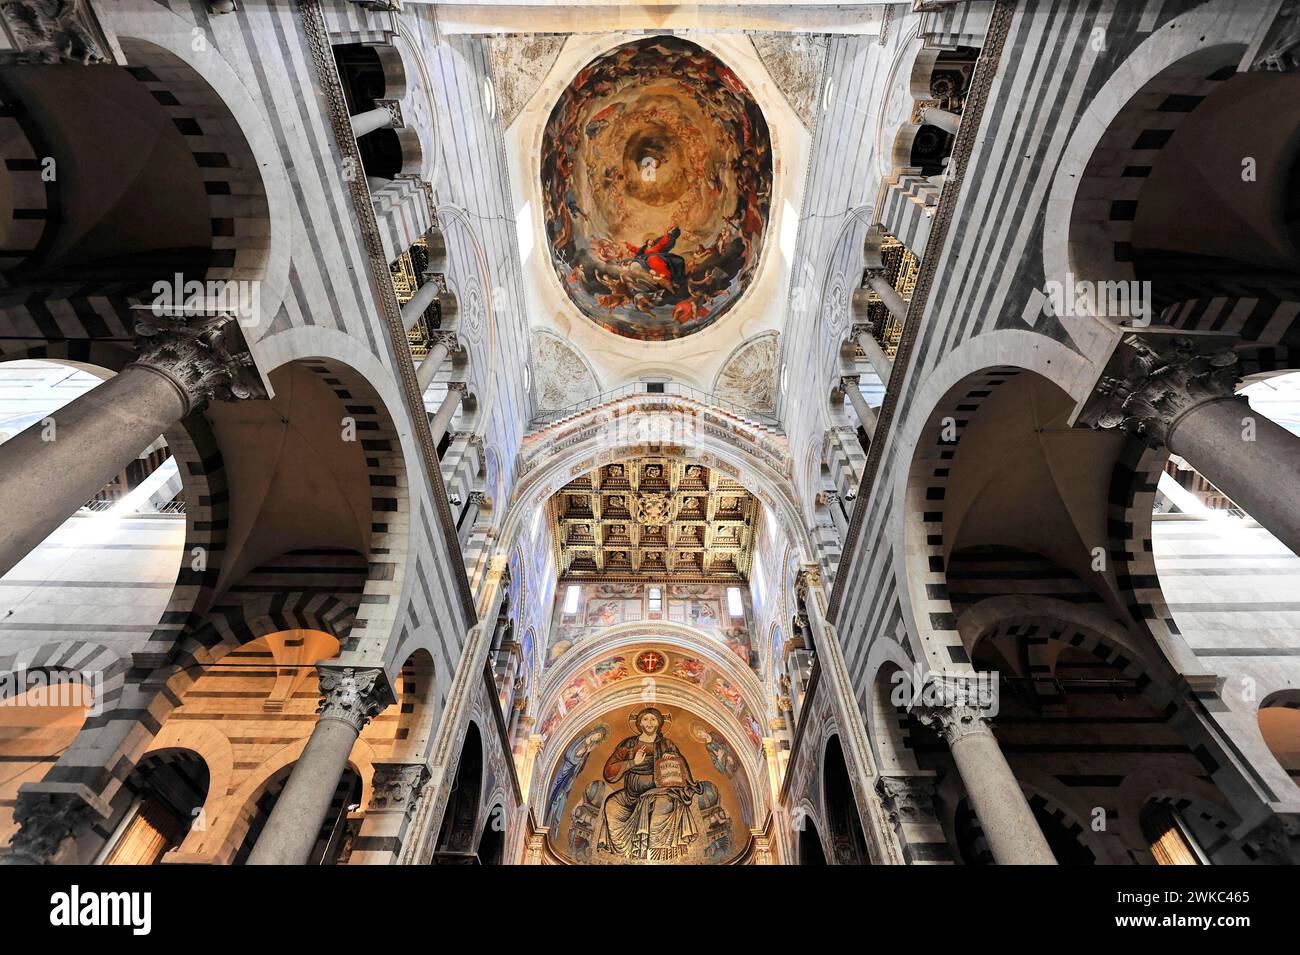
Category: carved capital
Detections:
[
  {"x1": 1082, "y1": 335, "x2": 1240, "y2": 448},
  {"x1": 132, "y1": 314, "x2": 266, "y2": 415},
  {"x1": 1242, "y1": 813, "x2": 1300, "y2": 864},
  {"x1": 446, "y1": 380, "x2": 469, "y2": 395},
  {"x1": 3, "y1": 790, "x2": 101, "y2": 864},
  {"x1": 915, "y1": 702, "x2": 992, "y2": 745},
  {"x1": 368, "y1": 762, "x2": 430, "y2": 817},
  {"x1": 316, "y1": 665, "x2": 394, "y2": 732},
  {"x1": 0, "y1": 0, "x2": 113, "y2": 65},
  {"x1": 795, "y1": 565, "x2": 823, "y2": 601},
  {"x1": 838, "y1": 374, "x2": 861, "y2": 394},
  {"x1": 430, "y1": 330, "x2": 463, "y2": 354},
  {"x1": 375, "y1": 97, "x2": 404, "y2": 129},
  {"x1": 876, "y1": 775, "x2": 939, "y2": 827}
]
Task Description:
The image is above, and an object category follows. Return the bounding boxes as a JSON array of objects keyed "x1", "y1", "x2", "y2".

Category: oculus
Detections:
[{"x1": 541, "y1": 36, "x2": 773, "y2": 340}]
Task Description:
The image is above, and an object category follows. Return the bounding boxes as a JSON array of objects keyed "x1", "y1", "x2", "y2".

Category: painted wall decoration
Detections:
[
  {"x1": 713, "y1": 332, "x2": 780, "y2": 414},
  {"x1": 541, "y1": 36, "x2": 773, "y2": 340},
  {"x1": 550, "y1": 581, "x2": 753, "y2": 664},
  {"x1": 531, "y1": 329, "x2": 600, "y2": 411},
  {"x1": 548, "y1": 706, "x2": 749, "y2": 864}
]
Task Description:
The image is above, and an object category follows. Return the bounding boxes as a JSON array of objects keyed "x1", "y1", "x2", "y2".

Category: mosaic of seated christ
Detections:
[{"x1": 541, "y1": 37, "x2": 773, "y2": 340}]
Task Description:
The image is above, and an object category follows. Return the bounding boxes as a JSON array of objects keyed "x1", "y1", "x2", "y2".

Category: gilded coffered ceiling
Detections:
[{"x1": 549, "y1": 456, "x2": 757, "y2": 580}]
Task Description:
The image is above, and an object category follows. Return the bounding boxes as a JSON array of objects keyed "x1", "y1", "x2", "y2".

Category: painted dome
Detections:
[{"x1": 541, "y1": 37, "x2": 773, "y2": 341}]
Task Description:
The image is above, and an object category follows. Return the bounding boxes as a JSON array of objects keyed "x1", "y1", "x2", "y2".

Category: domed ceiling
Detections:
[{"x1": 541, "y1": 36, "x2": 773, "y2": 341}]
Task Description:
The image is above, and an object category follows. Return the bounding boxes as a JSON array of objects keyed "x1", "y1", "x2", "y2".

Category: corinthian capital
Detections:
[
  {"x1": 876, "y1": 775, "x2": 939, "y2": 826},
  {"x1": 376, "y1": 98, "x2": 405, "y2": 129},
  {"x1": 1082, "y1": 335, "x2": 1240, "y2": 447},
  {"x1": 317, "y1": 665, "x2": 395, "y2": 732},
  {"x1": 914, "y1": 673, "x2": 998, "y2": 745},
  {"x1": 915, "y1": 702, "x2": 992, "y2": 745},
  {"x1": 3, "y1": 789, "x2": 103, "y2": 865},
  {"x1": 132, "y1": 314, "x2": 267, "y2": 415},
  {"x1": 368, "y1": 762, "x2": 431, "y2": 817}
]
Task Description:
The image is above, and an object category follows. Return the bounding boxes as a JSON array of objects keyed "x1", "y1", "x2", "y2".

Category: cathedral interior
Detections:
[{"x1": 0, "y1": 0, "x2": 1299, "y2": 876}]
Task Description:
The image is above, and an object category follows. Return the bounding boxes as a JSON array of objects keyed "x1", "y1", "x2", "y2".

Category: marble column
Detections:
[
  {"x1": 350, "y1": 100, "x2": 402, "y2": 139},
  {"x1": 920, "y1": 105, "x2": 962, "y2": 135},
  {"x1": 401, "y1": 274, "x2": 441, "y2": 332},
  {"x1": 458, "y1": 490, "x2": 484, "y2": 547},
  {"x1": 0, "y1": 314, "x2": 262, "y2": 579},
  {"x1": 839, "y1": 375, "x2": 877, "y2": 439},
  {"x1": 247, "y1": 666, "x2": 394, "y2": 865},
  {"x1": 866, "y1": 270, "x2": 909, "y2": 323},
  {"x1": 429, "y1": 382, "x2": 467, "y2": 447},
  {"x1": 824, "y1": 490, "x2": 849, "y2": 542},
  {"x1": 852, "y1": 322, "x2": 893, "y2": 383},
  {"x1": 416, "y1": 333, "x2": 460, "y2": 392},
  {"x1": 1087, "y1": 336, "x2": 1300, "y2": 557},
  {"x1": 916, "y1": 677, "x2": 1056, "y2": 865}
]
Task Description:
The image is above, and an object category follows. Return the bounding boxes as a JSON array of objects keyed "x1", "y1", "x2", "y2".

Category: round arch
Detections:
[{"x1": 501, "y1": 394, "x2": 813, "y2": 570}]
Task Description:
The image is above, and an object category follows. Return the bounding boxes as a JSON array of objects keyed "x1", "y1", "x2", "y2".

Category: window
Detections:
[
  {"x1": 563, "y1": 584, "x2": 581, "y2": 615},
  {"x1": 726, "y1": 586, "x2": 744, "y2": 618},
  {"x1": 648, "y1": 587, "x2": 662, "y2": 613}
]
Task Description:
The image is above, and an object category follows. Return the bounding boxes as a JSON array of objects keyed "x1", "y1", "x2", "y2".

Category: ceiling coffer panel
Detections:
[{"x1": 550, "y1": 456, "x2": 757, "y2": 581}]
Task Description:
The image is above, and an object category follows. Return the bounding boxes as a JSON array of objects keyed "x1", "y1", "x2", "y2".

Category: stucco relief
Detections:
[
  {"x1": 713, "y1": 332, "x2": 779, "y2": 413},
  {"x1": 486, "y1": 34, "x2": 568, "y2": 129},
  {"x1": 532, "y1": 330, "x2": 599, "y2": 411},
  {"x1": 749, "y1": 32, "x2": 829, "y2": 130}
]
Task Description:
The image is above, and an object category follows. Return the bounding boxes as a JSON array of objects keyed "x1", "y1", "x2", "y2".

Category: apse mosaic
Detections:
[
  {"x1": 537, "y1": 641, "x2": 765, "y2": 754},
  {"x1": 544, "y1": 706, "x2": 751, "y2": 864},
  {"x1": 540, "y1": 37, "x2": 773, "y2": 340}
]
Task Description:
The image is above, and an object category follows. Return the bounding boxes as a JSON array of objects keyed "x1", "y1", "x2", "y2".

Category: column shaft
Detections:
[
  {"x1": 845, "y1": 383, "x2": 877, "y2": 440},
  {"x1": 401, "y1": 278, "x2": 440, "y2": 332},
  {"x1": 246, "y1": 717, "x2": 360, "y2": 865},
  {"x1": 429, "y1": 387, "x2": 463, "y2": 446},
  {"x1": 0, "y1": 364, "x2": 187, "y2": 579},
  {"x1": 946, "y1": 726, "x2": 1056, "y2": 864},
  {"x1": 856, "y1": 330, "x2": 893, "y2": 383},
  {"x1": 827, "y1": 495, "x2": 849, "y2": 541},
  {"x1": 351, "y1": 106, "x2": 395, "y2": 138},
  {"x1": 415, "y1": 340, "x2": 451, "y2": 392},
  {"x1": 920, "y1": 105, "x2": 962, "y2": 135},
  {"x1": 1168, "y1": 396, "x2": 1300, "y2": 557},
  {"x1": 867, "y1": 273, "x2": 909, "y2": 323}
]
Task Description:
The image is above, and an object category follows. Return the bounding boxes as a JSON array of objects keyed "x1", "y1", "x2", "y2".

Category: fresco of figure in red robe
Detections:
[{"x1": 541, "y1": 37, "x2": 773, "y2": 341}]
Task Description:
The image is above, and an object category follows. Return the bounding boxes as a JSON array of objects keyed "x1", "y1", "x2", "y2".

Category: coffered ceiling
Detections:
[{"x1": 549, "y1": 456, "x2": 757, "y2": 580}]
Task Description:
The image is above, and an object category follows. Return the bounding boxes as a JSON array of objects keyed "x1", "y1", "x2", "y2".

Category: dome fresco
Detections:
[{"x1": 541, "y1": 37, "x2": 773, "y2": 341}]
